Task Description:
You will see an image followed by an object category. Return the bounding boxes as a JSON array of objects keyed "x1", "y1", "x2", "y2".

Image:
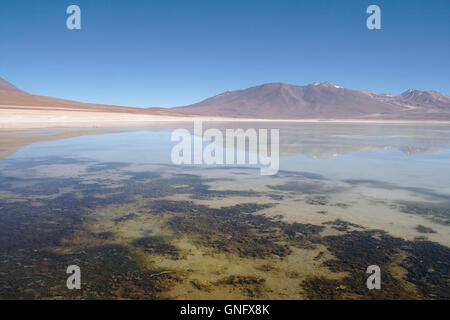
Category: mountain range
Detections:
[
  {"x1": 1, "y1": 77, "x2": 450, "y2": 121},
  {"x1": 174, "y1": 82, "x2": 450, "y2": 120}
]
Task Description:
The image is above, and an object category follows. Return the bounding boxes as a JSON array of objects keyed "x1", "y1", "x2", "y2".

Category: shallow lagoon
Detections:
[{"x1": 0, "y1": 122, "x2": 449, "y2": 299}]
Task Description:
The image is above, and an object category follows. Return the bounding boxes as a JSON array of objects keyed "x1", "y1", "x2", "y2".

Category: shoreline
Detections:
[
  {"x1": 2, "y1": 107, "x2": 450, "y2": 129},
  {"x1": 2, "y1": 119, "x2": 450, "y2": 130}
]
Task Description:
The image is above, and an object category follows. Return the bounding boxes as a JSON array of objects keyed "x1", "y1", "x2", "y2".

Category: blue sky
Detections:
[{"x1": 0, "y1": 0, "x2": 449, "y2": 107}]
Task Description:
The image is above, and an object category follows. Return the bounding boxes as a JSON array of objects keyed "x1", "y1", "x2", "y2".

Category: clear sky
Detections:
[{"x1": 0, "y1": 0, "x2": 449, "y2": 108}]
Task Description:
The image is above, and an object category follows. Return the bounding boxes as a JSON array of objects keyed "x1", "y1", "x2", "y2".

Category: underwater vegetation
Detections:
[
  {"x1": 165, "y1": 201, "x2": 293, "y2": 258},
  {"x1": 132, "y1": 236, "x2": 180, "y2": 259},
  {"x1": 305, "y1": 196, "x2": 329, "y2": 206},
  {"x1": 0, "y1": 158, "x2": 449, "y2": 299},
  {"x1": 143, "y1": 199, "x2": 450, "y2": 299},
  {"x1": 323, "y1": 219, "x2": 364, "y2": 232},
  {"x1": 395, "y1": 201, "x2": 450, "y2": 226},
  {"x1": 213, "y1": 275, "x2": 266, "y2": 298},
  {"x1": 415, "y1": 225, "x2": 436, "y2": 234},
  {"x1": 267, "y1": 180, "x2": 347, "y2": 195},
  {"x1": 0, "y1": 243, "x2": 180, "y2": 299},
  {"x1": 302, "y1": 230, "x2": 450, "y2": 299}
]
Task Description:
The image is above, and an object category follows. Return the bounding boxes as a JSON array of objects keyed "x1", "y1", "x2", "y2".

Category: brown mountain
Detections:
[
  {"x1": 0, "y1": 77, "x2": 178, "y2": 116},
  {"x1": 400, "y1": 89, "x2": 450, "y2": 109},
  {"x1": 175, "y1": 82, "x2": 450, "y2": 120},
  {"x1": 1, "y1": 76, "x2": 450, "y2": 121},
  {"x1": 0, "y1": 77, "x2": 24, "y2": 92}
]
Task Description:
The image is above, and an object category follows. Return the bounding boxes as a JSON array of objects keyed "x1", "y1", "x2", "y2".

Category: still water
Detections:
[{"x1": 0, "y1": 123, "x2": 449, "y2": 299}]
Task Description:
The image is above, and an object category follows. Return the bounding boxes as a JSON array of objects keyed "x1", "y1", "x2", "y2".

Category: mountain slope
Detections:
[
  {"x1": 400, "y1": 89, "x2": 450, "y2": 109},
  {"x1": 0, "y1": 77, "x2": 25, "y2": 92},
  {"x1": 0, "y1": 77, "x2": 179, "y2": 116}
]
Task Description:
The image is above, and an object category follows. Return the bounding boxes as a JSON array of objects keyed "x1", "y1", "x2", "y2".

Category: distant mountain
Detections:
[
  {"x1": 400, "y1": 89, "x2": 450, "y2": 109},
  {"x1": 175, "y1": 82, "x2": 450, "y2": 120},
  {"x1": 1, "y1": 76, "x2": 450, "y2": 121},
  {"x1": 0, "y1": 77, "x2": 178, "y2": 116}
]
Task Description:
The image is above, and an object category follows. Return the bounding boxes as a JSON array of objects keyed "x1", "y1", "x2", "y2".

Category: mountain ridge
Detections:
[
  {"x1": 175, "y1": 82, "x2": 450, "y2": 120},
  {"x1": 1, "y1": 77, "x2": 450, "y2": 121},
  {"x1": 0, "y1": 77, "x2": 25, "y2": 92}
]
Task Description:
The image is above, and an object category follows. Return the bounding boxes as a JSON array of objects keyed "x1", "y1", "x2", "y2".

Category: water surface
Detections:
[{"x1": 0, "y1": 122, "x2": 449, "y2": 299}]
